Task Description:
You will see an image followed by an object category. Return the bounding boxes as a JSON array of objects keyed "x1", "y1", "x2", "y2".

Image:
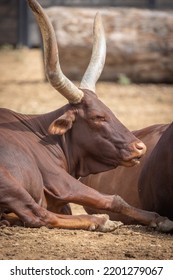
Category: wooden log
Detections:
[{"x1": 46, "y1": 7, "x2": 173, "y2": 83}]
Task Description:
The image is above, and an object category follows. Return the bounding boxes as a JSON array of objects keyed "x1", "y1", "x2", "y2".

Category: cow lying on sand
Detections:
[{"x1": 0, "y1": 0, "x2": 173, "y2": 232}]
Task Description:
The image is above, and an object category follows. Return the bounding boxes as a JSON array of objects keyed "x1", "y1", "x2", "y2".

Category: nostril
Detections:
[
  {"x1": 135, "y1": 141, "x2": 147, "y2": 154},
  {"x1": 122, "y1": 141, "x2": 147, "y2": 165}
]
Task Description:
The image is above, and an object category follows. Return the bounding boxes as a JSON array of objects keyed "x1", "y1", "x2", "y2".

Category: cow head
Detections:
[{"x1": 28, "y1": 0, "x2": 146, "y2": 176}]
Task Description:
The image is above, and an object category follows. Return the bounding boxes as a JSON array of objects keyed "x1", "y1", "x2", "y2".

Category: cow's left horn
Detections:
[
  {"x1": 27, "y1": 0, "x2": 84, "y2": 104},
  {"x1": 80, "y1": 13, "x2": 106, "y2": 93}
]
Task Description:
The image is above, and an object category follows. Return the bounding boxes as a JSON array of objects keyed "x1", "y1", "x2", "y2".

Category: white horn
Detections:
[
  {"x1": 27, "y1": 0, "x2": 84, "y2": 104},
  {"x1": 80, "y1": 12, "x2": 106, "y2": 92}
]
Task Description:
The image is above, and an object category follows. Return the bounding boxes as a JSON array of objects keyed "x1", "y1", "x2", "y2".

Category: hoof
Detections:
[
  {"x1": 0, "y1": 220, "x2": 10, "y2": 227},
  {"x1": 156, "y1": 218, "x2": 173, "y2": 233},
  {"x1": 91, "y1": 214, "x2": 123, "y2": 232}
]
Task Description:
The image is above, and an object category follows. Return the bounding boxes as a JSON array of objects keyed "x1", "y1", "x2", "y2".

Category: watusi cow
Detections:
[
  {"x1": 81, "y1": 124, "x2": 169, "y2": 225},
  {"x1": 139, "y1": 122, "x2": 173, "y2": 220},
  {"x1": 0, "y1": 0, "x2": 172, "y2": 232}
]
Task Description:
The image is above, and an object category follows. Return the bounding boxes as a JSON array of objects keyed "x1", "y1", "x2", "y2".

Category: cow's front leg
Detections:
[
  {"x1": 44, "y1": 170, "x2": 116, "y2": 212},
  {"x1": 0, "y1": 190, "x2": 117, "y2": 232},
  {"x1": 111, "y1": 195, "x2": 173, "y2": 232},
  {"x1": 45, "y1": 171, "x2": 173, "y2": 232},
  {"x1": 0, "y1": 167, "x2": 117, "y2": 232}
]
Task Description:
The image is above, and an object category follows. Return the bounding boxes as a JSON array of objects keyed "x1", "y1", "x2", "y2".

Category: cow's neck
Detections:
[
  {"x1": 60, "y1": 131, "x2": 116, "y2": 179},
  {"x1": 13, "y1": 107, "x2": 69, "y2": 168}
]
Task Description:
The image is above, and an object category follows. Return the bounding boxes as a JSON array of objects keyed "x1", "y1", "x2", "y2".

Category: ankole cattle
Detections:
[
  {"x1": 81, "y1": 123, "x2": 170, "y2": 224},
  {"x1": 139, "y1": 122, "x2": 173, "y2": 220},
  {"x1": 0, "y1": 0, "x2": 173, "y2": 232}
]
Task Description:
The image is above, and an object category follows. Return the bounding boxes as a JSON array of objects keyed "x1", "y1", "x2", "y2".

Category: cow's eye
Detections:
[{"x1": 92, "y1": 115, "x2": 106, "y2": 122}]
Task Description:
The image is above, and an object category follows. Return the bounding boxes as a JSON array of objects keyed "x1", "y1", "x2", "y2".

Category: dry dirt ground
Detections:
[{"x1": 0, "y1": 48, "x2": 173, "y2": 260}]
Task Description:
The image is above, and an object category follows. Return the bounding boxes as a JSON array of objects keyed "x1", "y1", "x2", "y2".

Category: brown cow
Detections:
[
  {"x1": 139, "y1": 122, "x2": 173, "y2": 220},
  {"x1": 81, "y1": 124, "x2": 169, "y2": 224},
  {"x1": 0, "y1": 0, "x2": 172, "y2": 232}
]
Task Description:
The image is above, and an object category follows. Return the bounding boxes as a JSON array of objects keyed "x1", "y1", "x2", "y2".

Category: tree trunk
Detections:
[{"x1": 46, "y1": 7, "x2": 173, "y2": 83}]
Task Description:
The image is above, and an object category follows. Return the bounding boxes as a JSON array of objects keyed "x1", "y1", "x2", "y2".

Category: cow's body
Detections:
[
  {"x1": 139, "y1": 122, "x2": 173, "y2": 220},
  {"x1": 0, "y1": 0, "x2": 173, "y2": 232},
  {"x1": 0, "y1": 95, "x2": 147, "y2": 231},
  {"x1": 81, "y1": 124, "x2": 169, "y2": 224}
]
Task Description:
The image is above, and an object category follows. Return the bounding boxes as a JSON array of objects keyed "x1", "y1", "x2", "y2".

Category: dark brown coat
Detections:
[
  {"x1": 139, "y1": 122, "x2": 173, "y2": 220},
  {"x1": 0, "y1": 0, "x2": 172, "y2": 232}
]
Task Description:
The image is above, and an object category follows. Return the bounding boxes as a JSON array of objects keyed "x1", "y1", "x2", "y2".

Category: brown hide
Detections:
[
  {"x1": 81, "y1": 124, "x2": 169, "y2": 224},
  {"x1": 0, "y1": 94, "x2": 147, "y2": 231},
  {"x1": 139, "y1": 122, "x2": 173, "y2": 220},
  {"x1": 1, "y1": 0, "x2": 173, "y2": 232}
]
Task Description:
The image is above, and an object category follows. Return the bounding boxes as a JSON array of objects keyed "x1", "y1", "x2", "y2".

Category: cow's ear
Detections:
[{"x1": 48, "y1": 110, "x2": 76, "y2": 135}]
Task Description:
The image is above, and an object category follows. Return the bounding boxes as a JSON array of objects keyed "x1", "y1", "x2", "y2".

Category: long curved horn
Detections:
[
  {"x1": 27, "y1": 0, "x2": 84, "y2": 104},
  {"x1": 80, "y1": 13, "x2": 106, "y2": 92}
]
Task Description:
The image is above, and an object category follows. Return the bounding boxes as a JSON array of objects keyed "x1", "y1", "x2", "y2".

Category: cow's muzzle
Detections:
[{"x1": 121, "y1": 141, "x2": 147, "y2": 167}]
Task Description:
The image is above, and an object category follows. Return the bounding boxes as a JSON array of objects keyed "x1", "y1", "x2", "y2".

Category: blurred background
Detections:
[{"x1": 0, "y1": 0, "x2": 173, "y2": 130}]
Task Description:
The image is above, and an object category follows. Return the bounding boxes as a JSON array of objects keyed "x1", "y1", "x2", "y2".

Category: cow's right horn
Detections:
[{"x1": 27, "y1": 0, "x2": 84, "y2": 104}]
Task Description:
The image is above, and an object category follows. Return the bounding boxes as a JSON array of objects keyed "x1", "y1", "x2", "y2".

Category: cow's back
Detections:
[{"x1": 139, "y1": 122, "x2": 173, "y2": 220}]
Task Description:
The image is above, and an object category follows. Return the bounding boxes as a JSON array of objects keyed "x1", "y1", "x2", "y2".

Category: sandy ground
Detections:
[{"x1": 0, "y1": 48, "x2": 173, "y2": 260}]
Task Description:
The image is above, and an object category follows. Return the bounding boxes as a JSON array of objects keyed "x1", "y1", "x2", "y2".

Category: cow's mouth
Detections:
[
  {"x1": 120, "y1": 141, "x2": 146, "y2": 168},
  {"x1": 121, "y1": 156, "x2": 141, "y2": 167},
  {"x1": 131, "y1": 157, "x2": 141, "y2": 165}
]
